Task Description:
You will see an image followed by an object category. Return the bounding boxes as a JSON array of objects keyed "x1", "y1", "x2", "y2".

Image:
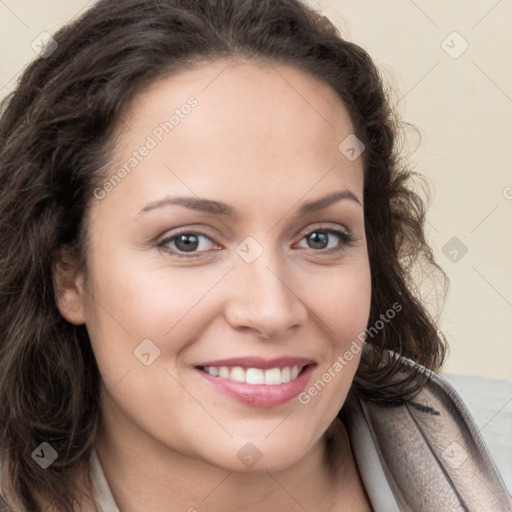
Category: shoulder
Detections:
[
  {"x1": 440, "y1": 372, "x2": 512, "y2": 496},
  {"x1": 343, "y1": 359, "x2": 512, "y2": 511}
]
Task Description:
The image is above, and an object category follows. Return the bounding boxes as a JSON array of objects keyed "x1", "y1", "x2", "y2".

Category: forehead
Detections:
[
  {"x1": 121, "y1": 58, "x2": 357, "y2": 145},
  {"x1": 94, "y1": 59, "x2": 364, "y2": 220}
]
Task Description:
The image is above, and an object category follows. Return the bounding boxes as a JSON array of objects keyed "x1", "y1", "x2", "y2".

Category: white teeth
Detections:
[
  {"x1": 264, "y1": 368, "x2": 282, "y2": 385},
  {"x1": 281, "y1": 367, "x2": 291, "y2": 383},
  {"x1": 230, "y1": 366, "x2": 246, "y2": 383},
  {"x1": 245, "y1": 368, "x2": 265, "y2": 385},
  {"x1": 203, "y1": 365, "x2": 304, "y2": 385},
  {"x1": 219, "y1": 366, "x2": 230, "y2": 378}
]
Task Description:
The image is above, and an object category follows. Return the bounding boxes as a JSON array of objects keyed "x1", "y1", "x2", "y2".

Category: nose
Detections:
[{"x1": 223, "y1": 247, "x2": 308, "y2": 339}]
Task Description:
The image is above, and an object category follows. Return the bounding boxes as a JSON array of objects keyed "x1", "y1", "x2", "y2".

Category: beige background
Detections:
[{"x1": 1, "y1": 0, "x2": 511, "y2": 378}]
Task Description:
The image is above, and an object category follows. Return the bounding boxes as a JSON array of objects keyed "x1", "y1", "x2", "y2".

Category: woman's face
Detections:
[{"x1": 62, "y1": 59, "x2": 371, "y2": 472}]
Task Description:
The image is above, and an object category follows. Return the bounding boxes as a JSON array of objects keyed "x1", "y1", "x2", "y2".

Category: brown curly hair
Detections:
[{"x1": 0, "y1": 0, "x2": 447, "y2": 509}]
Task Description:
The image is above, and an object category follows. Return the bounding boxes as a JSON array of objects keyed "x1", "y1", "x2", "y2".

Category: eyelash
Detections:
[{"x1": 156, "y1": 224, "x2": 354, "y2": 259}]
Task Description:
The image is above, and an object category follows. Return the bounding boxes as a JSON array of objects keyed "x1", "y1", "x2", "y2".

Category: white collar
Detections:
[{"x1": 89, "y1": 448, "x2": 120, "y2": 512}]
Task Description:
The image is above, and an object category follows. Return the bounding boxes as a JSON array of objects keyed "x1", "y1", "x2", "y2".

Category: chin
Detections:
[{"x1": 196, "y1": 428, "x2": 319, "y2": 474}]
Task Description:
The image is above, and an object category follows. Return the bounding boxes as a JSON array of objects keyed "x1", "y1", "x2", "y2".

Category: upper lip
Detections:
[{"x1": 195, "y1": 356, "x2": 316, "y2": 370}]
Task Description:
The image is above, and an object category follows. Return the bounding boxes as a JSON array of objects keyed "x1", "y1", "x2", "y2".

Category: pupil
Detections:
[
  {"x1": 176, "y1": 234, "x2": 198, "y2": 252},
  {"x1": 309, "y1": 231, "x2": 327, "y2": 249}
]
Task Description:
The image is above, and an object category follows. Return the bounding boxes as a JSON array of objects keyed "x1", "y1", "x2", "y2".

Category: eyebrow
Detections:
[{"x1": 137, "y1": 189, "x2": 361, "y2": 217}]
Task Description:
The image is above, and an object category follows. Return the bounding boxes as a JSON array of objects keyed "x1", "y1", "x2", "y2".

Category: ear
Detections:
[{"x1": 52, "y1": 247, "x2": 86, "y2": 325}]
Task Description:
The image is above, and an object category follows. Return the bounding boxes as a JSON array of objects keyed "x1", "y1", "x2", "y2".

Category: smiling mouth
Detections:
[{"x1": 197, "y1": 365, "x2": 308, "y2": 385}]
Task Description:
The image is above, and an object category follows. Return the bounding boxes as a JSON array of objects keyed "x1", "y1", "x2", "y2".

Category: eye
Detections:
[
  {"x1": 157, "y1": 230, "x2": 219, "y2": 258},
  {"x1": 295, "y1": 226, "x2": 353, "y2": 253}
]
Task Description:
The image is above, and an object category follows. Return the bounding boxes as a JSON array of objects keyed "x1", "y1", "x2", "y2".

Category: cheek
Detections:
[
  {"x1": 307, "y1": 258, "x2": 372, "y2": 346},
  {"x1": 81, "y1": 246, "x2": 236, "y2": 397},
  {"x1": 84, "y1": 247, "x2": 219, "y2": 338},
  {"x1": 293, "y1": 264, "x2": 371, "y2": 439}
]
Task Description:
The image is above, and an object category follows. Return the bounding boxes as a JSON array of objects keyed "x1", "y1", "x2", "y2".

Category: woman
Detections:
[{"x1": 0, "y1": 0, "x2": 510, "y2": 510}]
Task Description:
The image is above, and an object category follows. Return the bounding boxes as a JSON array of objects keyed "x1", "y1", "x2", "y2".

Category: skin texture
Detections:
[{"x1": 54, "y1": 59, "x2": 373, "y2": 511}]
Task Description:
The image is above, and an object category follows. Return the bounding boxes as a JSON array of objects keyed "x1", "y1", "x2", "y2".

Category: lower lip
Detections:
[{"x1": 196, "y1": 365, "x2": 316, "y2": 408}]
